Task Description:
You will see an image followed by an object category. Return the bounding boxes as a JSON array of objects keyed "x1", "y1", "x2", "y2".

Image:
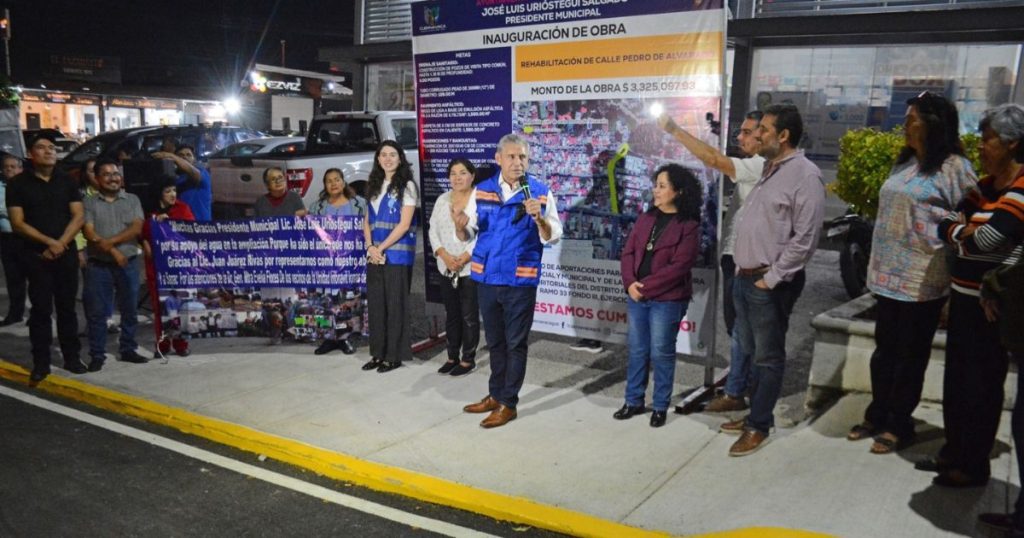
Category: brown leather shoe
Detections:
[
  {"x1": 719, "y1": 417, "x2": 746, "y2": 435},
  {"x1": 480, "y1": 405, "x2": 517, "y2": 428},
  {"x1": 704, "y1": 394, "x2": 748, "y2": 413},
  {"x1": 729, "y1": 430, "x2": 768, "y2": 457},
  {"x1": 463, "y1": 395, "x2": 499, "y2": 414}
]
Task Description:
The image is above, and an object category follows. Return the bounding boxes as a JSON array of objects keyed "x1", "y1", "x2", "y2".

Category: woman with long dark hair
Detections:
[
  {"x1": 362, "y1": 140, "x2": 418, "y2": 373},
  {"x1": 848, "y1": 92, "x2": 977, "y2": 454},
  {"x1": 614, "y1": 163, "x2": 701, "y2": 428},
  {"x1": 310, "y1": 168, "x2": 367, "y2": 356},
  {"x1": 428, "y1": 158, "x2": 479, "y2": 376}
]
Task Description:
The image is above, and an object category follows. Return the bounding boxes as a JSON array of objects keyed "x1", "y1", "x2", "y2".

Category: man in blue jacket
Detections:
[{"x1": 455, "y1": 134, "x2": 563, "y2": 428}]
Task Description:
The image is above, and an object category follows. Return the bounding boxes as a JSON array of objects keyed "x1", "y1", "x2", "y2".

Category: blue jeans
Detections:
[
  {"x1": 624, "y1": 298, "x2": 688, "y2": 412},
  {"x1": 733, "y1": 271, "x2": 805, "y2": 434},
  {"x1": 83, "y1": 259, "x2": 140, "y2": 363},
  {"x1": 478, "y1": 283, "x2": 536, "y2": 409},
  {"x1": 723, "y1": 331, "x2": 752, "y2": 398}
]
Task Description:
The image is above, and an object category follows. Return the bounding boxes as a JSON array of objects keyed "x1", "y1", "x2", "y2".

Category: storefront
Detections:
[
  {"x1": 107, "y1": 96, "x2": 183, "y2": 128},
  {"x1": 745, "y1": 43, "x2": 1022, "y2": 166},
  {"x1": 20, "y1": 90, "x2": 102, "y2": 136},
  {"x1": 18, "y1": 88, "x2": 223, "y2": 135},
  {"x1": 239, "y1": 64, "x2": 351, "y2": 133}
]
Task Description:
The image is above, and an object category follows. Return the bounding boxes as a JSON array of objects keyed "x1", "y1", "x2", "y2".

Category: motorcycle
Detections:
[{"x1": 825, "y1": 211, "x2": 874, "y2": 299}]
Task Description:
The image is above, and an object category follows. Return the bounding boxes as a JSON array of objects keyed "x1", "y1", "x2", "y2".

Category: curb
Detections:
[{"x1": 0, "y1": 360, "x2": 833, "y2": 538}]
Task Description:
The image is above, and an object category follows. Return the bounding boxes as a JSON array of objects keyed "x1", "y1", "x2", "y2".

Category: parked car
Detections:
[
  {"x1": 209, "y1": 136, "x2": 305, "y2": 159},
  {"x1": 22, "y1": 128, "x2": 67, "y2": 148},
  {"x1": 210, "y1": 111, "x2": 417, "y2": 218},
  {"x1": 59, "y1": 123, "x2": 263, "y2": 180},
  {"x1": 54, "y1": 137, "x2": 80, "y2": 159}
]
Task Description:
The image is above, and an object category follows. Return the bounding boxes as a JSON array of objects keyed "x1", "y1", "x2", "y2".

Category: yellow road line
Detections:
[{"x1": 0, "y1": 360, "x2": 833, "y2": 538}]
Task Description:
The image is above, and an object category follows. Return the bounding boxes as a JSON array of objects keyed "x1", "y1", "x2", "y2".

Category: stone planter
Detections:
[{"x1": 808, "y1": 293, "x2": 1016, "y2": 410}]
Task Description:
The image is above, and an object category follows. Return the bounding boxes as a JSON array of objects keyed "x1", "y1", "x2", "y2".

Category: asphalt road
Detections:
[{"x1": 0, "y1": 382, "x2": 565, "y2": 538}]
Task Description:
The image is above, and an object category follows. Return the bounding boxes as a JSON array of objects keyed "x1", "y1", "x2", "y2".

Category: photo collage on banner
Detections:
[
  {"x1": 150, "y1": 216, "x2": 367, "y2": 343},
  {"x1": 413, "y1": 0, "x2": 725, "y2": 354}
]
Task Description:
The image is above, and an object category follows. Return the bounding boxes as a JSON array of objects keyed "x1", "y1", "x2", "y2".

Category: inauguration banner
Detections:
[{"x1": 413, "y1": 0, "x2": 725, "y2": 355}]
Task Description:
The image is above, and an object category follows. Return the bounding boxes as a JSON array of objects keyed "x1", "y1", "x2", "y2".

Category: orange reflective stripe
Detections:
[
  {"x1": 471, "y1": 262, "x2": 484, "y2": 273},
  {"x1": 515, "y1": 266, "x2": 538, "y2": 278},
  {"x1": 476, "y1": 191, "x2": 501, "y2": 203}
]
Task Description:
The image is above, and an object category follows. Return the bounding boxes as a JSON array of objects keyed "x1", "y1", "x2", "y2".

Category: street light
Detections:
[{"x1": 223, "y1": 97, "x2": 241, "y2": 114}]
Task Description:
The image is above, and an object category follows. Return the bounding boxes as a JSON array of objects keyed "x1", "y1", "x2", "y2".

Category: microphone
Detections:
[
  {"x1": 518, "y1": 175, "x2": 532, "y2": 200},
  {"x1": 513, "y1": 175, "x2": 531, "y2": 224}
]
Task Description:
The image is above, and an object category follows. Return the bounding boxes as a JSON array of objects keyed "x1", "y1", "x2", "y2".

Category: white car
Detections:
[
  {"x1": 209, "y1": 136, "x2": 305, "y2": 159},
  {"x1": 210, "y1": 112, "x2": 417, "y2": 219}
]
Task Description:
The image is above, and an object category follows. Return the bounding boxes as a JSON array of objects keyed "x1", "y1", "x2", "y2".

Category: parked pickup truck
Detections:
[{"x1": 210, "y1": 111, "x2": 419, "y2": 218}]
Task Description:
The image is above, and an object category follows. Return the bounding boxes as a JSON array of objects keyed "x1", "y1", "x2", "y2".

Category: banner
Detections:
[
  {"x1": 150, "y1": 215, "x2": 367, "y2": 342},
  {"x1": 152, "y1": 216, "x2": 366, "y2": 289},
  {"x1": 413, "y1": 0, "x2": 725, "y2": 355}
]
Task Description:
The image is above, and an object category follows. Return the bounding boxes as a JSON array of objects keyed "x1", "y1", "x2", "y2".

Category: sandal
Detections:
[
  {"x1": 870, "y1": 432, "x2": 909, "y2": 454},
  {"x1": 847, "y1": 422, "x2": 876, "y2": 441}
]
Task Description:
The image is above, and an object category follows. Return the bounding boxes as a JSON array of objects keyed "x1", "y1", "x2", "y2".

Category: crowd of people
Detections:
[{"x1": 4, "y1": 97, "x2": 1024, "y2": 532}]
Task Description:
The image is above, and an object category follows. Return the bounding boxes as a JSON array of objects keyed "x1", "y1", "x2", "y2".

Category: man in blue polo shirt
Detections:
[
  {"x1": 456, "y1": 134, "x2": 563, "y2": 428},
  {"x1": 153, "y1": 144, "x2": 211, "y2": 221}
]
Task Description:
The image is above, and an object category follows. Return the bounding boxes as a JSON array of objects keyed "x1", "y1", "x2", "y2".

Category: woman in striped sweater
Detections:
[{"x1": 931, "y1": 103, "x2": 1024, "y2": 488}]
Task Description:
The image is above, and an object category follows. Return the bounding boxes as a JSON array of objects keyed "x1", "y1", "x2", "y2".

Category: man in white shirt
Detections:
[{"x1": 659, "y1": 110, "x2": 765, "y2": 413}]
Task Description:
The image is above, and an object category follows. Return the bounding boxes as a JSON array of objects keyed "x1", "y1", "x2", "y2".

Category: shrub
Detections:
[{"x1": 832, "y1": 128, "x2": 983, "y2": 219}]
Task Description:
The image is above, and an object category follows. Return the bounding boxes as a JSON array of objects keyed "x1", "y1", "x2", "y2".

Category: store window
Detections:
[
  {"x1": 366, "y1": 62, "x2": 415, "y2": 111},
  {"x1": 749, "y1": 43, "x2": 1022, "y2": 167}
]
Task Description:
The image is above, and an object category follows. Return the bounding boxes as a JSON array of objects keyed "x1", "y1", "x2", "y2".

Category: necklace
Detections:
[{"x1": 646, "y1": 217, "x2": 670, "y2": 251}]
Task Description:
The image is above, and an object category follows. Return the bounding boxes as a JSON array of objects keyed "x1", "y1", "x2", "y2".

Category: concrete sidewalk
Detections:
[{"x1": 0, "y1": 327, "x2": 1017, "y2": 538}]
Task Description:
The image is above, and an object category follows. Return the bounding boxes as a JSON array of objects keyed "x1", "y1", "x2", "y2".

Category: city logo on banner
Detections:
[{"x1": 419, "y1": 4, "x2": 446, "y2": 33}]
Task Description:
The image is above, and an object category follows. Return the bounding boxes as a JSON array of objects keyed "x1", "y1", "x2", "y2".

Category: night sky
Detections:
[{"x1": 2, "y1": 0, "x2": 356, "y2": 93}]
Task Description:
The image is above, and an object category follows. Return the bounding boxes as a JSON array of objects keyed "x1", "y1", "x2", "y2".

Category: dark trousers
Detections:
[
  {"x1": 1012, "y1": 354, "x2": 1024, "y2": 525},
  {"x1": 939, "y1": 290, "x2": 1009, "y2": 478},
  {"x1": 864, "y1": 294, "x2": 945, "y2": 439},
  {"x1": 439, "y1": 275, "x2": 479, "y2": 363},
  {"x1": 478, "y1": 283, "x2": 537, "y2": 409},
  {"x1": 720, "y1": 254, "x2": 736, "y2": 335},
  {"x1": 24, "y1": 248, "x2": 81, "y2": 371},
  {"x1": 0, "y1": 232, "x2": 27, "y2": 321},
  {"x1": 366, "y1": 263, "x2": 412, "y2": 363}
]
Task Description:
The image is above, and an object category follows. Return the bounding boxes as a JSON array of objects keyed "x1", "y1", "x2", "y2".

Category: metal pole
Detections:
[
  {"x1": 280, "y1": 40, "x2": 286, "y2": 67},
  {"x1": 3, "y1": 8, "x2": 10, "y2": 77}
]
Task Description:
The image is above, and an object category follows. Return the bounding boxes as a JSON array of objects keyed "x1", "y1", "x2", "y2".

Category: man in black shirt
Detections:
[{"x1": 6, "y1": 132, "x2": 86, "y2": 382}]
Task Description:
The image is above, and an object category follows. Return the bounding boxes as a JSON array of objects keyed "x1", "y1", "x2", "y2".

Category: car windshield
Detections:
[
  {"x1": 307, "y1": 120, "x2": 379, "y2": 153},
  {"x1": 64, "y1": 137, "x2": 107, "y2": 163},
  {"x1": 210, "y1": 142, "x2": 267, "y2": 158},
  {"x1": 391, "y1": 118, "x2": 418, "y2": 150}
]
